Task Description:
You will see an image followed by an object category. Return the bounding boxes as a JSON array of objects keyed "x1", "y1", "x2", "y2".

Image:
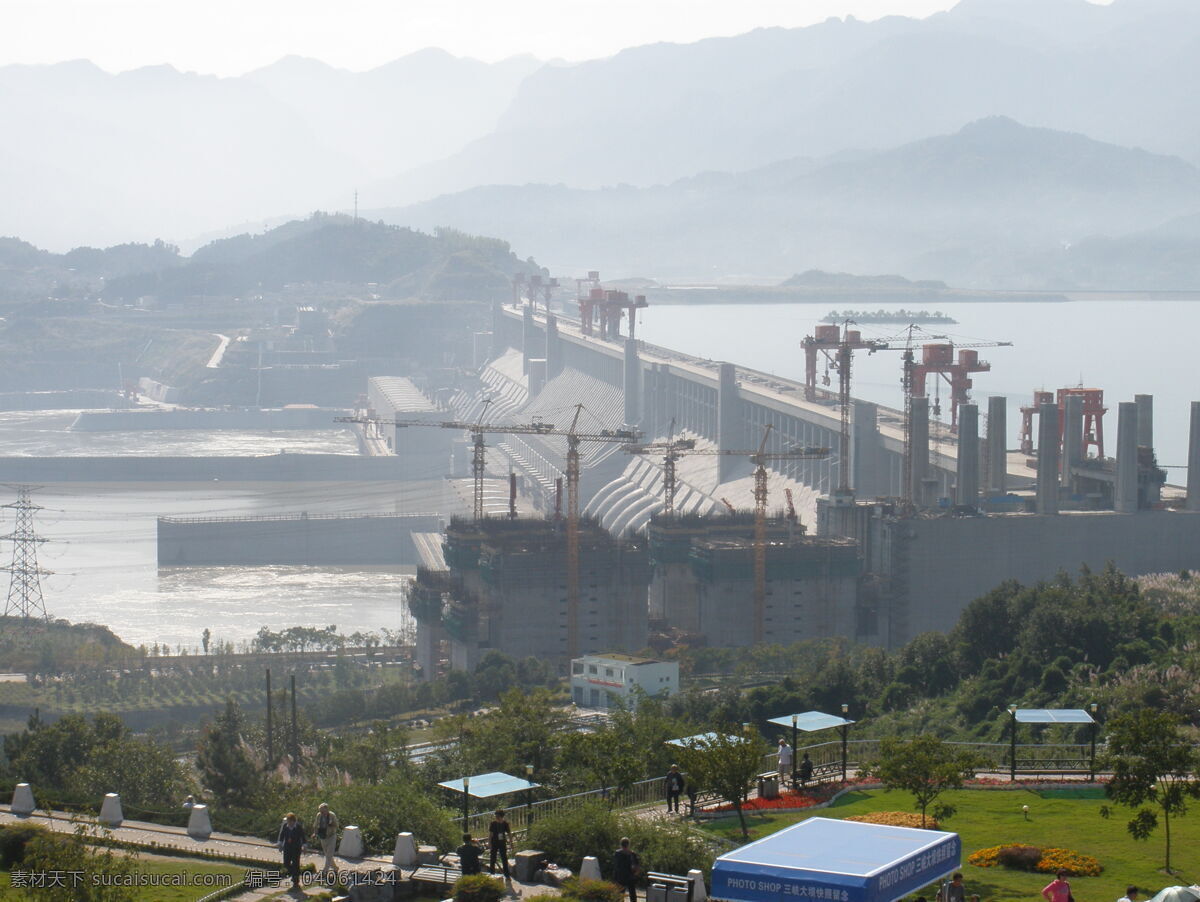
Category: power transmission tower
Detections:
[{"x1": 2, "y1": 486, "x2": 52, "y2": 622}]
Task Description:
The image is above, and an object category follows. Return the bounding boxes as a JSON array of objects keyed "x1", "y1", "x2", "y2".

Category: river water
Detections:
[
  {"x1": 0, "y1": 412, "x2": 416, "y2": 650},
  {"x1": 637, "y1": 299, "x2": 1198, "y2": 477}
]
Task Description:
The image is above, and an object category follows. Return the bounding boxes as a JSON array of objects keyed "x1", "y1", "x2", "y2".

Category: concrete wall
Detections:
[
  {"x1": 0, "y1": 454, "x2": 410, "y2": 482},
  {"x1": 157, "y1": 513, "x2": 441, "y2": 565},
  {"x1": 877, "y1": 510, "x2": 1200, "y2": 645}
]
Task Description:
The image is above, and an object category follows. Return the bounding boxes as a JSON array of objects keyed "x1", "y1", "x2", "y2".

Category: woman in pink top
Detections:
[{"x1": 1042, "y1": 870, "x2": 1071, "y2": 902}]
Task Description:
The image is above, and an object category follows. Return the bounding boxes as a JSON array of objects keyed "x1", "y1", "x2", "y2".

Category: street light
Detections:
[
  {"x1": 1088, "y1": 703, "x2": 1099, "y2": 783},
  {"x1": 462, "y1": 776, "x2": 471, "y2": 827},
  {"x1": 791, "y1": 714, "x2": 799, "y2": 788},
  {"x1": 1008, "y1": 705, "x2": 1018, "y2": 782},
  {"x1": 840, "y1": 704, "x2": 849, "y2": 783},
  {"x1": 526, "y1": 764, "x2": 535, "y2": 824}
]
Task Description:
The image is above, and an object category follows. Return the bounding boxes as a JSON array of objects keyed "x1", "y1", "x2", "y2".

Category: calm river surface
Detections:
[
  {"x1": 0, "y1": 412, "x2": 416, "y2": 650},
  {"x1": 637, "y1": 299, "x2": 1199, "y2": 475}
]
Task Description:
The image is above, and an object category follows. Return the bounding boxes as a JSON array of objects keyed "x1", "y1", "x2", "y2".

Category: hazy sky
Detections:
[{"x1": 0, "y1": 0, "x2": 972, "y2": 75}]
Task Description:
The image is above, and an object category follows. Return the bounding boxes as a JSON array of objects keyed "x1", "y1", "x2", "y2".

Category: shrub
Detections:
[
  {"x1": 561, "y1": 878, "x2": 627, "y2": 902},
  {"x1": 846, "y1": 812, "x2": 938, "y2": 830},
  {"x1": 526, "y1": 802, "x2": 621, "y2": 875},
  {"x1": 996, "y1": 845, "x2": 1042, "y2": 871},
  {"x1": 0, "y1": 823, "x2": 50, "y2": 869},
  {"x1": 454, "y1": 874, "x2": 506, "y2": 902},
  {"x1": 623, "y1": 815, "x2": 716, "y2": 879}
]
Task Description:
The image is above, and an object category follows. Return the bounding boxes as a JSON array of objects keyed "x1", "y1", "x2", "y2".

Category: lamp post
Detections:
[
  {"x1": 462, "y1": 776, "x2": 470, "y2": 827},
  {"x1": 1088, "y1": 703, "x2": 1098, "y2": 783},
  {"x1": 1008, "y1": 705, "x2": 1018, "y2": 782},
  {"x1": 791, "y1": 714, "x2": 799, "y2": 787},
  {"x1": 526, "y1": 764, "x2": 535, "y2": 825},
  {"x1": 840, "y1": 703, "x2": 849, "y2": 783}
]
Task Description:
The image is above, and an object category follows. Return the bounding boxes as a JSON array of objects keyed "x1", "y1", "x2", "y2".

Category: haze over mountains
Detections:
[{"x1": 6, "y1": 0, "x2": 1200, "y2": 287}]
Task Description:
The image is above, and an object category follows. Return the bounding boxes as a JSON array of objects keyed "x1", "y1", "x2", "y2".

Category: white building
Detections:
[{"x1": 570, "y1": 653, "x2": 679, "y2": 709}]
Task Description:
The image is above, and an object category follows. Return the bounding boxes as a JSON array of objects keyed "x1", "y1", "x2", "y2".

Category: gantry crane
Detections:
[
  {"x1": 625, "y1": 424, "x2": 830, "y2": 643},
  {"x1": 338, "y1": 404, "x2": 637, "y2": 657}
]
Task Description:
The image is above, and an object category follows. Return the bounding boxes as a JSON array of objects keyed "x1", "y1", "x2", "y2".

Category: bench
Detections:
[
  {"x1": 686, "y1": 791, "x2": 723, "y2": 816},
  {"x1": 411, "y1": 865, "x2": 462, "y2": 888}
]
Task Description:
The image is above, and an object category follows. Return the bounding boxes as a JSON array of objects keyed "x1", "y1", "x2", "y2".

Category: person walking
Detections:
[
  {"x1": 937, "y1": 872, "x2": 966, "y2": 902},
  {"x1": 1042, "y1": 870, "x2": 1072, "y2": 902},
  {"x1": 488, "y1": 809, "x2": 511, "y2": 879},
  {"x1": 777, "y1": 739, "x2": 794, "y2": 787},
  {"x1": 313, "y1": 802, "x2": 339, "y2": 877},
  {"x1": 613, "y1": 837, "x2": 641, "y2": 902},
  {"x1": 664, "y1": 764, "x2": 685, "y2": 813},
  {"x1": 277, "y1": 812, "x2": 306, "y2": 890},
  {"x1": 798, "y1": 751, "x2": 814, "y2": 787},
  {"x1": 457, "y1": 834, "x2": 483, "y2": 876}
]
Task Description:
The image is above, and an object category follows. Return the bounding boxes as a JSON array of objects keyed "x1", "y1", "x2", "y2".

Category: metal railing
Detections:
[{"x1": 456, "y1": 738, "x2": 1105, "y2": 835}]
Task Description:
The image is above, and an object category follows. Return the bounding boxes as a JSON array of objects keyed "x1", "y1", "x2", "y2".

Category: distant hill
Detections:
[
  {"x1": 104, "y1": 215, "x2": 536, "y2": 302},
  {"x1": 0, "y1": 51, "x2": 540, "y2": 250},
  {"x1": 368, "y1": 0, "x2": 1200, "y2": 208},
  {"x1": 376, "y1": 118, "x2": 1200, "y2": 287},
  {"x1": 781, "y1": 272, "x2": 949, "y2": 291}
]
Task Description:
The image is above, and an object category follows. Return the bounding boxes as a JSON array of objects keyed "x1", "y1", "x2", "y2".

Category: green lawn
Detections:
[
  {"x1": 0, "y1": 856, "x2": 246, "y2": 901},
  {"x1": 701, "y1": 787, "x2": 1198, "y2": 902}
]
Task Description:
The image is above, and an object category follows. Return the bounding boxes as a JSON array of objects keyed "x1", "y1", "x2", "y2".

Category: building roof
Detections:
[{"x1": 576, "y1": 652, "x2": 665, "y2": 666}]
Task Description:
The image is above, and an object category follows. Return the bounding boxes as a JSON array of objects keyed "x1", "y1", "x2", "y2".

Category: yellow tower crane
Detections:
[{"x1": 625, "y1": 424, "x2": 829, "y2": 643}]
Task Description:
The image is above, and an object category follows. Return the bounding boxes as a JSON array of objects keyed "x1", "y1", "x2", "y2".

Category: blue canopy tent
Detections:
[
  {"x1": 438, "y1": 771, "x2": 541, "y2": 825},
  {"x1": 1006, "y1": 707, "x2": 1098, "y2": 781},
  {"x1": 767, "y1": 710, "x2": 856, "y2": 784},
  {"x1": 711, "y1": 817, "x2": 961, "y2": 902}
]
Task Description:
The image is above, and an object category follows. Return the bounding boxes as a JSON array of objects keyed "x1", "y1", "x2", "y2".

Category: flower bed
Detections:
[
  {"x1": 967, "y1": 844, "x2": 1102, "y2": 877},
  {"x1": 711, "y1": 791, "x2": 822, "y2": 812},
  {"x1": 845, "y1": 812, "x2": 939, "y2": 829}
]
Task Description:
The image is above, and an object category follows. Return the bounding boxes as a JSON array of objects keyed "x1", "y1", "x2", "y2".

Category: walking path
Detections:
[{"x1": 0, "y1": 804, "x2": 557, "y2": 901}]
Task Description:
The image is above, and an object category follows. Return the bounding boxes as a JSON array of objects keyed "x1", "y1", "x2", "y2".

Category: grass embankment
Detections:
[
  {"x1": 701, "y1": 787, "x2": 1198, "y2": 901},
  {"x1": 0, "y1": 856, "x2": 246, "y2": 901}
]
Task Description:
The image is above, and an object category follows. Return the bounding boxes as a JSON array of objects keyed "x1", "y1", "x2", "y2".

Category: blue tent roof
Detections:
[
  {"x1": 711, "y1": 817, "x2": 960, "y2": 902},
  {"x1": 768, "y1": 711, "x2": 856, "y2": 732},
  {"x1": 1013, "y1": 708, "x2": 1094, "y2": 724},
  {"x1": 437, "y1": 772, "x2": 540, "y2": 798},
  {"x1": 666, "y1": 732, "x2": 744, "y2": 748}
]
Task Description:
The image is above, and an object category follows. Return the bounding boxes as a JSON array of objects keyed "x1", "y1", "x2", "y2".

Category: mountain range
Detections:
[
  {"x1": 374, "y1": 116, "x2": 1200, "y2": 287},
  {"x1": 5, "y1": 0, "x2": 1200, "y2": 287}
]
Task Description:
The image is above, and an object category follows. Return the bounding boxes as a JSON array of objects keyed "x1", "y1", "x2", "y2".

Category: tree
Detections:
[
  {"x1": 673, "y1": 728, "x2": 767, "y2": 839},
  {"x1": 197, "y1": 699, "x2": 263, "y2": 806},
  {"x1": 201, "y1": 628, "x2": 211, "y2": 655},
  {"x1": 869, "y1": 735, "x2": 984, "y2": 827},
  {"x1": 561, "y1": 712, "x2": 643, "y2": 806},
  {"x1": 1100, "y1": 709, "x2": 1200, "y2": 874}
]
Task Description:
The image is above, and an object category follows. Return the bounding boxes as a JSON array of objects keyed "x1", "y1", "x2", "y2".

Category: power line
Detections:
[{"x1": 2, "y1": 485, "x2": 52, "y2": 621}]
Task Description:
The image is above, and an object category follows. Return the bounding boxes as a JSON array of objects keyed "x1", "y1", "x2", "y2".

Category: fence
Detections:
[{"x1": 456, "y1": 737, "x2": 1105, "y2": 835}]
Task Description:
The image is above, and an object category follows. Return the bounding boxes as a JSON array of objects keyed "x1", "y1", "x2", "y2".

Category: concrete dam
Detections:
[
  {"x1": 157, "y1": 512, "x2": 442, "y2": 565},
  {"x1": 0, "y1": 453, "x2": 408, "y2": 483}
]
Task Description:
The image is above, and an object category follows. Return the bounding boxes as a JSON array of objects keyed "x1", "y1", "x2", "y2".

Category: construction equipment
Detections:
[
  {"x1": 909, "y1": 340, "x2": 1012, "y2": 430},
  {"x1": 338, "y1": 403, "x2": 637, "y2": 657},
  {"x1": 625, "y1": 424, "x2": 829, "y2": 643}
]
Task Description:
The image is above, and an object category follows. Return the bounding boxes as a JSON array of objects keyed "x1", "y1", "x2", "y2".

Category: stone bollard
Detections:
[
  {"x1": 339, "y1": 825, "x2": 364, "y2": 859},
  {"x1": 187, "y1": 804, "x2": 212, "y2": 838},
  {"x1": 580, "y1": 856, "x2": 601, "y2": 881},
  {"x1": 11, "y1": 783, "x2": 36, "y2": 815},
  {"x1": 688, "y1": 869, "x2": 708, "y2": 902},
  {"x1": 393, "y1": 832, "x2": 418, "y2": 867},
  {"x1": 99, "y1": 793, "x2": 123, "y2": 826}
]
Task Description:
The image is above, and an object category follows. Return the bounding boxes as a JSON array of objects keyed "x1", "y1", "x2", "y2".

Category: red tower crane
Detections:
[
  {"x1": 1018, "y1": 388, "x2": 1106, "y2": 458},
  {"x1": 909, "y1": 340, "x2": 1011, "y2": 430}
]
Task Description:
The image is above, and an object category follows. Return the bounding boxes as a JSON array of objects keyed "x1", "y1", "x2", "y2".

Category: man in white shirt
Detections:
[
  {"x1": 1117, "y1": 886, "x2": 1139, "y2": 902},
  {"x1": 777, "y1": 738, "x2": 794, "y2": 786}
]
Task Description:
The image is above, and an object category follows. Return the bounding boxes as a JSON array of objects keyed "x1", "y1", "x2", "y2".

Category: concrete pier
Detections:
[
  {"x1": 521, "y1": 304, "x2": 536, "y2": 373},
  {"x1": 1115, "y1": 401, "x2": 1139, "y2": 513},
  {"x1": 1135, "y1": 394, "x2": 1154, "y2": 451},
  {"x1": 1062, "y1": 394, "x2": 1083, "y2": 493},
  {"x1": 624, "y1": 339, "x2": 642, "y2": 426},
  {"x1": 910, "y1": 396, "x2": 930, "y2": 505},
  {"x1": 1189, "y1": 402, "x2": 1200, "y2": 512},
  {"x1": 717, "y1": 363, "x2": 742, "y2": 483},
  {"x1": 1036, "y1": 401, "x2": 1059, "y2": 514},
  {"x1": 545, "y1": 314, "x2": 562, "y2": 379},
  {"x1": 852, "y1": 401, "x2": 881, "y2": 497},
  {"x1": 986, "y1": 396, "x2": 1006, "y2": 496},
  {"x1": 956, "y1": 403, "x2": 979, "y2": 508},
  {"x1": 527, "y1": 359, "x2": 547, "y2": 398}
]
